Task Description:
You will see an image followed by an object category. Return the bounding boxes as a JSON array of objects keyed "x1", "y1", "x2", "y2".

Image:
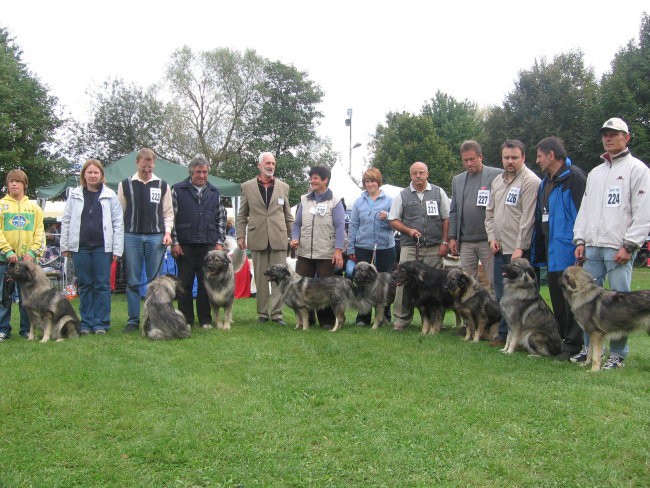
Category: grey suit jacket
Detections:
[
  {"x1": 449, "y1": 165, "x2": 503, "y2": 241},
  {"x1": 236, "y1": 178, "x2": 294, "y2": 251}
]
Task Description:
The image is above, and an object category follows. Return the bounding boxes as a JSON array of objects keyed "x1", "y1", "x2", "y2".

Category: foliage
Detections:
[
  {"x1": 68, "y1": 79, "x2": 170, "y2": 164},
  {"x1": 1, "y1": 274, "x2": 649, "y2": 487},
  {"x1": 0, "y1": 27, "x2": 70, "y2": 194},
  {"x1": 598, "y1": 13, "x2": 650, "y2": 164},
  {"x1": 421, "y1": 90, "x2": 485, "y2": 158},
  {"x1": 483, "y1": 51, "x2": 599, "y2": 171},
  {"x1": 370, "y1": 111, "x2": 456, "y2": 193}
]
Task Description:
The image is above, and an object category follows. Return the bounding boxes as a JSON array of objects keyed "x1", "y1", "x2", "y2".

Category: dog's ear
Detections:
[
  {"x1": 459, "y1": 273, "x2": 470, "y2": 289},
  {"x1": 563, "y1": 271, "x2": 577, "y2": 290},
  {"x1": 524, "y1": 266, "x2": 537, "y2": 282}
]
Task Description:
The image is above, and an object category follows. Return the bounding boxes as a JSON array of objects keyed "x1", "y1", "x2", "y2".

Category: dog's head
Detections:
[
  {"x1": 147, "y1": 275, "x2": 184, "y2": 300},
  {"x1": 502, "y1": 258, "x2": 537, "y2": 284},
  {"x1": 392, "y1": 260, "x2": 428, "y2": 287},
  {"x1": 264, "y1": 264, "x2": 292, "y2": 284},
  {"x1": 352, "y1": 261, "x2": 378, "y2": 286},
  {"x1": 446, "y1": 268, "x2": 473, "y2": 296},
  {"x1": 6, "y1": 260, "x2": 39, "y2": 284},
  {"x1": 202, "y1": 250, "x2": 232, "y2": 278},
  {"x1": 559, "y1": 266, "x2": 595, "y2": 294}
]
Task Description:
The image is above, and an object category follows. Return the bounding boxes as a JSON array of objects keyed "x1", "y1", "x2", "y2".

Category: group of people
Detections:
[{"x1": 0, "y1": 118, "x2": 648, "y2": 371}]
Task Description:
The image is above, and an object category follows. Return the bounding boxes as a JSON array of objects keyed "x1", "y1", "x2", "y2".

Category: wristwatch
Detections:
[{"x1": 623, "y1": 242, "x2": 637, "y2": 254}]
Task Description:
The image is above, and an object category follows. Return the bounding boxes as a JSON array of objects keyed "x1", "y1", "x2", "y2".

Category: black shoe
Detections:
[
  {"x1": 555, "y1": 350, "x2": 578, "y2": 361},
  {"x1": 271, "y1": 318, "x2": 287, "y2": 325},
  {"x1": 123, "y1": 323, "x2": 139, "y2": 333},
  {"x1": 257, "y1": 317, "x2": 269, "y2": 323}
]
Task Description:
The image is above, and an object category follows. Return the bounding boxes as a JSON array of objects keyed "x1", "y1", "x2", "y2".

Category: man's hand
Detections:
[
  {"x1": 438, "y1": 242, "x2": 449, "y2": 257},
  {"x1": 614, "y1": 246, "x2": 632, "y2": 265},
  {"x1": 449, "y1": 239, "x2": 458, "y2": 255},
  {"x1": 574, "y1": 244, "x2": 585, "y2": 262},
  {"x1": 332, "y1": 249, "x2": 343, "y2": 269},
  {"x1": 511, "y1": 248, "x2": 523, "y2": 260},
  {"x1": 162, "y1": 232, "x2": 172, "y2": 246},
  {"x1": 290, "y1": 239, "x2": 299, "y2": 250},
  {"x1": 171, "y1": 244, "x2": 183, "y2": 258},
  {"x1": 237, "y1": 237, "x2": 247, "y2": 250},
  {"x1": 21, "y1": 254, "x2": 33, "y2": 263},
  {"x1": 489, "y1": 240, "x2": 500, "y2": 254}
]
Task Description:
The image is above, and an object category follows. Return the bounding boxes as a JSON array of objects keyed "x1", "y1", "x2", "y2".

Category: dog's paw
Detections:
[{"x1": 39, "y1": 338, "x2": 48, "y2": 343}]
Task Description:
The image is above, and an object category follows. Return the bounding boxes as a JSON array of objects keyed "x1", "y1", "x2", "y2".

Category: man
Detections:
[
  {"x1": 237, "y1": 152, "x2": 293, "y2": 324},
  {"x1": 388, "y1": 161, "x2": 450, "y2": 331},
  {"x1": 171, "y1": 155, "x2": 227, "y2": 328},
  {"x1": 485, "y1": 140, "x2": 541, "y2": 346},
  {"x1": 572, "y1": 117, "x2": 650, "y2": 369},
  {"x1": 449, "y1": 140, "x2": 503, "y2": 286},
  {"x1": 118, "y1": 148, "x2": 174, "y2": 332},
  {"x1": 530, "y1": 137, "x2": 586, "y2": 360},
  {"x1": 0, "y1": 169, "x2": 44, "y2": 341}
]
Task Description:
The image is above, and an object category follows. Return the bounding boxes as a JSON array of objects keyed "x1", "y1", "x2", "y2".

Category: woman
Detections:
[
  {"x1": 290, "y1": 166, "x2": 346, "y2": 328},
  {"x1": 61, "y1": 160, "x2": 124, "y2": 335},
  {"x1": 347, "y1": 168, "x2": 396, "y2": 326}
]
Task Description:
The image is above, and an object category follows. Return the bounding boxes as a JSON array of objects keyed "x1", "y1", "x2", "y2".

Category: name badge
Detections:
[
  {"x1": 150, "y1": 187, "x2": 161, "y2": 204},
  {"x1": 542, "y1": 211, "x2": 549, "y2": 222},
  {"x1": 310, "y1": 203, "x2": 328, "y2": 216},
  {"x1": 606, "y1": 186, "x2": 621, "y2": 207},
  {"x1": 476, "y1": 189, "x2": 489, "y2": 207},
  {"x1": 425, "y1": 200, "x2": 439, "y2": 216},
  {"x1": 505, "y1": 187, "x2": 520, "y2": 206},
  {"x1": 278, "y1": 198, "x2": 284, "y2": 205}
]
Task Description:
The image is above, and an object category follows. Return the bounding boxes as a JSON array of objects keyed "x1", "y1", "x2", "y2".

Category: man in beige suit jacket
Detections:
[{"x1": 236, "y1": 152, "x2": 294, "y2": 324}]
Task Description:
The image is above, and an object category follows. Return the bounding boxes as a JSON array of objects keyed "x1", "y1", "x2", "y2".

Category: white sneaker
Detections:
[{"x1": 0, "y1": 332, "x2": 8, "y2": 342}]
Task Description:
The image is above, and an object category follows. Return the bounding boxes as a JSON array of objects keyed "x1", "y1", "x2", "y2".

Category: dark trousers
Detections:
[
  {"x1": 176, "y1": 244, "x2": 213, "y2": 326},
  {"x1": 295, "y1": 257, "x2": 335, "y2": 328},
  {"x1": 547, "y1": 270, "x2": 583, "y2": 354},
  {"x1": 354, "y1": 247, "x2": 396, "y2": 324}
]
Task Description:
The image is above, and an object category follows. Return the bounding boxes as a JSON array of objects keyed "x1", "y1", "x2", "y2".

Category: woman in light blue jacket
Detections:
[
  {"x1": 61, "y1": 160, "x2": 124, "y2": 334},
  {"x1": 347, "y1": 168, "x2": 396, "y2": 326}
]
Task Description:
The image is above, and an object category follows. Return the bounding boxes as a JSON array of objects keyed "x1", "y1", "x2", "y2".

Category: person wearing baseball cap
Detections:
[{"x1": 572, "y1": 117, "x2": 650, "y2": 369}]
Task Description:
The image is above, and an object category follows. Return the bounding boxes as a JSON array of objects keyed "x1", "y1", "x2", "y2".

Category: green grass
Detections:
[{"x1": 1, "y1": 269, "x2": 649, "y2": 487}]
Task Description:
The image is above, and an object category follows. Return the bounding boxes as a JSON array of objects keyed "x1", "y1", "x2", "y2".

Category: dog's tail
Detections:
[{"x1": 230, "y1": 246, "x2": 247, "y2": 273}]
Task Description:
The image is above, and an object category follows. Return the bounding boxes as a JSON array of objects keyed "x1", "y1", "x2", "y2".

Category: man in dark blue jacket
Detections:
[
  {"x1": 171, "y1": 156, "x2": 227, "y2": 328},
  {"x1": 531, "y1": 137, "x2": 586, "y2": 360}
]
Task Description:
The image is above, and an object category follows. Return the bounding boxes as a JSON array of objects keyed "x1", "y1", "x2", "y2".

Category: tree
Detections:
[
  {"x1": 70, "y1": 79, "x2": 170, "y2": 164},
  {"x1": 421, "y1": 91, "x2": 485, "y2": 158},
  {"x1": 370, "y1": 112, "x2": 456, "y2": 193},
  {"x1": 483, "y1": 51, "x2": 599, "y2": 171},
  {"x1": 598, "y1": 13, "x2": 650, "y2": 164},
  {"x1": 0, "y1": 27, "x2": 70, "y2": 193}
]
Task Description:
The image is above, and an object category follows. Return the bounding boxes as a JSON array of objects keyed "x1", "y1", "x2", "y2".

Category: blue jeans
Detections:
[
  {"x1": 72, "y1": 246, "x2": 112, "y2": 332},
  {"x1": 492, "y1": 252, "x2": 511, "y2": 340},
  {"x1": 582, "y1": 246, "x2": 633, "y2": 357},
  {"x1": 124, "y1": 233, "x2": 166, "y2": 325},
  {"x1": 0, "y1": 263, "x2": 30, "y2": 337}
]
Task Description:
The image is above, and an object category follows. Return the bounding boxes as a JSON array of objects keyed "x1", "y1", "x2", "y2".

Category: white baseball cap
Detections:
[{"x1": 600, "y1": 117, "x2": 629, "y2": 134}]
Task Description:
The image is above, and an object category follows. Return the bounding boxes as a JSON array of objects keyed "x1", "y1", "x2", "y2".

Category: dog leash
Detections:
[
  {"x1": 124, "y1": 244, "x2": 169, "y2": 291},
  {"x1": 575, "y1": 258, "x2": 622, "y2": 283},
  {"x1": 415, "y1": 236, "x2": 421, "y2": 261}
]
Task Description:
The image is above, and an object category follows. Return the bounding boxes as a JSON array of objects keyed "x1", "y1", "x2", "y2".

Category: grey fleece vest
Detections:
[{"x1": 400, "y1": 186, "x2": 442, "y2": 247}]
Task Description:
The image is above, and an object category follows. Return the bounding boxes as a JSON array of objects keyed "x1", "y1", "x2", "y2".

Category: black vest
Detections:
[
  {"x1": 400, "y1": 186, "x2": 443, "y2": 247},
  {"x1": 172, "y1": 178, "x2": 222, "y2": 245},
  {"x1": 122, "y1": 178, "x2": 167, "y2": 234}
]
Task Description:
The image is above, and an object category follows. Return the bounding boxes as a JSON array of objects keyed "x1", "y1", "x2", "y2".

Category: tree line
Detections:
[{"x1": 1, "y1": 13, "x2": 648, "y2": 199}]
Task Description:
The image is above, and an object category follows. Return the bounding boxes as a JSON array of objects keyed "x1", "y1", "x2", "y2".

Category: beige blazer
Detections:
[{"x1": 236, "y1": 178, "x2": 294, "y2": 251}]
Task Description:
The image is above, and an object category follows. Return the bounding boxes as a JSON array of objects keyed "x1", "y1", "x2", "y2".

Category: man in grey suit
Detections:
[
  {"x1": 448, "y1": 140, "x2": 503, "y2": 286},
  {"x1": 236, "y1": 152, "x2": 294, "y2": 324}
]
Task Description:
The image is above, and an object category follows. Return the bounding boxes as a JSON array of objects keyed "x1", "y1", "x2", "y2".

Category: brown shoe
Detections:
[{"x1": 488, "y1": 338, "x2": 506, "y2": 347}]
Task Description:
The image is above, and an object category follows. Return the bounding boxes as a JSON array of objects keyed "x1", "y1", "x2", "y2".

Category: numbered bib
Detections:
[
  {"x1": 606, "y1": 186, "x2": 621, "y2": 207},
  {"x1": 476, "y1": 189, "x2": 489, "y2": 207},
  {"x1": 505, "y1": 187, "x2": 520, "y2": 206},
  {"x1": 149, "y1": 188, "x2": 161, "y2": 204},
  {"x1": 309, "y1": 203, "x2": 328, "y2": 216},
  {"x1": 425, "y1": 200, "x2": 439, "y2": 216}
]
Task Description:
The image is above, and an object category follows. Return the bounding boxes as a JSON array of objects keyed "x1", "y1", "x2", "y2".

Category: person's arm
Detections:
[
  {"x1": 26, "y1": 203, "x2": 45, "y2": 261},
  {"x1": 485, "y1": 184, "x2": 499, "y2": 253},
  {"x1": 117, "y1": 181, "x2": 127, "y2": 211},
  {"x1": 110, "y1": 194, "x2": 124, "y2": 259},
  {"x1": 347, "y1": 198, "x2": 361, "y2": 257},
  {"x1": 161, "y1": 184, "x2": 173, "y2": 245},
  {"x1": 332, "y1": 201, "x2": 346, "y2": 268},
  {"x1": 236, "y1": 184, "x2": 249, "y2": 249},
  {"x1": 214, "y1": 201, "x2": 227, "y2": 250},
  {"x1": 514, "y1": 174, "x2": 542, "y2": 257}
]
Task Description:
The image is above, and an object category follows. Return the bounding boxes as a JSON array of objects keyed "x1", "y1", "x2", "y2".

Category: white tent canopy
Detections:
[{"x1": 329, "y1": 161, "x2": 363, "y2": 205}]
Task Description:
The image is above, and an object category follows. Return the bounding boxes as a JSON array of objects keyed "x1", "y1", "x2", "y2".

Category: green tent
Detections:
[{"x1": 35, "y1": 151, "x2": 241, "y2": 200}]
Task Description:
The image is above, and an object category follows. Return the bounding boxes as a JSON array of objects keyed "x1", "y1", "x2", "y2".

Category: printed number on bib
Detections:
[
  {"x1": 426, "y1": 200, "x2": 439, "y2": 216},
  {"x1": 476, "y1": 189, "x2": 489, "y2": 207},
  {"x1": 150, "y1": 188, "x2": 161, "y2": 204},
  {"x1": 505, "y1": 187, "x2": 520, "y2": 206},
  {"x1": 606, "y1": 186, "x2": 621, "y2": 207}
]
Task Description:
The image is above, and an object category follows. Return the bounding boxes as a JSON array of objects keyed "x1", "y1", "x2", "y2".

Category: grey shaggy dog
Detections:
[
  {"x1": 351, "y1": 261, "x2": 396, "y2": 329},
  {"x1": 264, "y1": 263, "x2": 354, "y2": 332},
  {"x1": 446, "y1": 268, "x2": 501, "y2": 342},
  {"x1": 560, "y1": 265, "x2": 650, "y2": 371},
  {"x1": 500, "y1": 258, "x2": 562, "y2": 357},
  {"x1": 141, "y1": 275, "x2": 191, "y2": 340},
  {"x1": 202, "y1": 247, "x2": 246, "y2": 330},
  {"x1": 7, "y1": 260, "x2": 80, "y2": 342}
]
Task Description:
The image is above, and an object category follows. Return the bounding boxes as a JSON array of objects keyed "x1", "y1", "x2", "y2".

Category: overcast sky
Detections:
[{"x1": 3, "y1": 1, "x2": 648, "y2": 178}]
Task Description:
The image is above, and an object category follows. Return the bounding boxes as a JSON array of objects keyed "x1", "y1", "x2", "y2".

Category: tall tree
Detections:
[
  {"x1": 370, "y1": 112, "x2": 456, "y2": 192},
  {"x1": 0, "y1": 27, "x2": 70, "y2": 193},
  {"x1": 483, "y1": 51, "x2": 598, "y2": 171},
  {"x1": 598, "y1": 13, "x2": 650, "y2": 164},
  {"x1": 421, "y1": 91, "x2": 485, "y2": 158},
  {"x1": 70, "y1": 79, "x2": 170, "y2": 164}
]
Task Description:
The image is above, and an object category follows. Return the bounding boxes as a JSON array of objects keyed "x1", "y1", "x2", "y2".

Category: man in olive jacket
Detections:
[{"x1": 237, "y1": 152, "x2": 294, "y2": 324}]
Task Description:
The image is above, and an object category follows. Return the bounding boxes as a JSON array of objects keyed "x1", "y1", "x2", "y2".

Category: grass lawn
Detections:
[{"x1": 1, "y1": 269, "x2": 649, "y2": 487}]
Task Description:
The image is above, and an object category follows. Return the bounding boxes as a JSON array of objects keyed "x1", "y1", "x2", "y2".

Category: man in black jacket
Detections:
[{"x1": 171, "y1": 156, "x2": 227, "y2": 328}]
